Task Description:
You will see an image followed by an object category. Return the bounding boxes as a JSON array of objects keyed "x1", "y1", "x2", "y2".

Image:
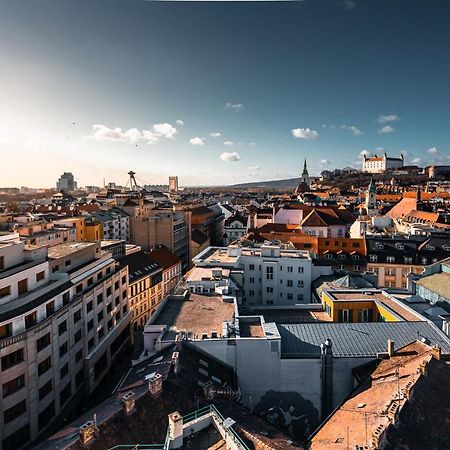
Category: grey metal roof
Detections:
[{"x1": 277, "y1": 321, "x2": 450, "y2": 358}]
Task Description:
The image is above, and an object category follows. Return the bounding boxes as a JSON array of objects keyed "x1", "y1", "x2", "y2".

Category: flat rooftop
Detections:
[
  {"x1": 153, "y1": 294, "x2": 235, "y2": 339},
  {"x1": 251, "y1": 308, "x2": 332, "y2": 324},
  {"x1": 186, "y1": 267, "x2": 231, "y2": 281},
  {"x1": 415, "y1": 272, "x2": 450, "y2": 299},
  {"x1": 47, "y1": 241, "x2": 97, "y2": 259}
]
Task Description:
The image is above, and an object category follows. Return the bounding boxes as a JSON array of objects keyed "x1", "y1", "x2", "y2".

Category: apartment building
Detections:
[
  {"x1": 119, "y1": 251, "x2": 163, "y2": 330},
  {"x1": 193, "y1": 244, "x2": 332, "y2": 306},
  {"x1": 148, "y1": 247, "x2": 182, "y2": 297},
  {"x1": 121, "y1": 201, "x2": 190, "y2": 270},
  {"x1": 189, "y1": 205, "x2": 225, "y2": 246},
  {"x1": 90, "y1": 208, "x2": 130, "y2": 242},
  {"x1": 14, "y1": 222, "x2": 77, "y2": 247},
  {"x1": 0, "y1": 237, "x2": 130, "y2": 450}
]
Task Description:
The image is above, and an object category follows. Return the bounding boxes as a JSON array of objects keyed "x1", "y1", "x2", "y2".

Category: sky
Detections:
[{"x1": 0, "y1": 0, "x2": 450, "y2": 188}]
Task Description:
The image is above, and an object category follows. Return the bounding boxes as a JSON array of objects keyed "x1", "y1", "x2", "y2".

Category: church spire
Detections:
[{"x1": 302, "y1": 158, "x2": 308, "y2": 176}]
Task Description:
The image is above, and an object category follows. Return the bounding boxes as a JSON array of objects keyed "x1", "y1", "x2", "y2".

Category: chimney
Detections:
[
  {"x1": 79, "y1": 420, "x2": 97, "y2": 446},
  {"x1": 320, "y1": 338, "x2": 333, "y2": 421},
  {"x1": 172, "y1": 351, "x2": 180, "y2": 375},
  {"x1": 122, "y1": 391, "x2": 136, "y2": 415},
  {"x1": 168, "y1": 411, "x2": 184, "y2": 449},
  {"x1": 149, "y1": 373, "x2": 163, "y2": 397},
  {"x1": 388, "y1": 339, "x2": 395, "y2": 357},
  {"x1": 431, "y1": 345, "x2": 441, "y2": 360}
]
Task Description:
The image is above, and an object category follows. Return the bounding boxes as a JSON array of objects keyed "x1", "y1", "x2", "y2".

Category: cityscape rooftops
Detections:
[
  {"x1": 277, "y1": 321, "x2": 450, "y2": 358},
  {"x1": 415, "y1": 272, "x2": 450, "y2": 298},
  {"x1": 47, "y1": 241, "x2": 97, "y2": 259}
]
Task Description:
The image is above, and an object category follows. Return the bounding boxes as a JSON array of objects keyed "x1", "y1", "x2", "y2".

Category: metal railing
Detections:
[{"x1": 108, "y1": 404, "x2": 250, "y2": 450}]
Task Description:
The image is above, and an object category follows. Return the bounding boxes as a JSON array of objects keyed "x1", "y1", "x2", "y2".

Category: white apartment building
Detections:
[
  {"x1": 0, "y1": 237, "x2": 130, "y2": 450},
  {"x1": 15, "y1": 222, "x2": 77, "y2": 247},
  {"x1": 362, "y1": 153, "x2": 404, "y2": 174},
  {"x1": 91, "y1": 209, "x2": 130, "y2": 242},
  {"x1": 193, "y1": 244, "x2": 332, "y2": 306}
]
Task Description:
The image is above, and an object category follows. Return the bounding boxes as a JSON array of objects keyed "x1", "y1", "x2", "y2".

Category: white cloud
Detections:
[
  {"x1": 209, "y1": 132, "x2": 221, "y2": 138},
  {"x1": 412, "y1": 157, "x2": 422, "y2": 164},
  {"x1": 378, "y1": 125, "x2": 395, "y2": 134},
  {"x1": 220, "y1": 152, "x2": 241, "y2": 162},
  {"x1": 291, "y1": 128, "x2": 319, "y2": 140},
  {"x1": 248, "y1": 165, "x2": 260, "y2": 170},
  {"x1": 189, "y1": 137, "x2": 205, "y2": 146},
  {"x1": 91, "y1": 124, "x2": 136, "y2": 142},
  {"x1": 320, "y1": 159, "x2": 331, "y2": 165},
  {"x1": 89, "y1": 122, "x2": 178, "y2": 145},
  {"x1": 378, "y1": 114, "x2": 399, "y2": 124},
  {"x1": 249, "y1": 142, "x2": 256, "y2": 147},
  {"x1": 340, "y1": 125, "x2": 363, "y2": 136},
  {"x1": 359, "y1": 149, "x2": 372, "y2": 159},
  {"x1": 223, "y1": 141, "x2": 234, "y2": 147},
  {"x1": 175, "y1": 119, "x2": 184, "y2": 126},
  {"x1": 427, "y1": 147, "x2": 439, "y2": 154},
  {"x1": 151, "y1": 123, "x2": 178, "y2": 139},
  {"x1": 225, "y1": 102, "x2": 244, "y2": 112}
]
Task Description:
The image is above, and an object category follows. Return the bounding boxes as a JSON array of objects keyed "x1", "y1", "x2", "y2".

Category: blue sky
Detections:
[{"x1": 1, "y1": 0, "x2": 449, "y2": 187}]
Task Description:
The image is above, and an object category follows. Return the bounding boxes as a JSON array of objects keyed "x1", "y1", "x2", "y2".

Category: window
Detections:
[
  {"x1": 4, "y1": 399, "x2": 26, "y2": 423},
  {"x1": 297, "y1": 280, "x2": 304, "y2": 288},
  {"x1": 0, "y1": 323, "x2": 12, "y2": 339},
  {"x1": 88, "y1": 338, "x2": 95, "y2": 351},
  {"x1": 97, "y1": 293, "x2": 103, "y2": 305},
  {"x1": 1, "y1": 349, "x2": 24, "y2": 370},
  {"x1": 62, "y1": 292, "x2": 70, "y2": 306},
  {"x1": 338, "y1": 254, "x2": 346, "y2": 260},
  {"x1": 386, "y1": 256, "x2": 395, "y2": 263},
  {"x1": 17, "y1": 278, "x2": 28, "y2": 295},
  {"x1": 59, "y1": 342, "x2": 68, "y2": 357},
  {"x1": 46, "y1": 301, "x2": 55, "y2": 317},
  {"x1": 297, "y1": 293, "x2": 304, "y2": 301},
  {"x1": 76, "y1": 284, "x2": 82, "y2": 294},
  {"x1": 38, "y1": 402, "x2": 54, "y2": 431},
  {"x1": 249, "y1": 264, "x2": 255, "y2": 270},
  {"x1": 266, "y1": 266, "x2": 274, "y2": 280},
  {"x1": 325, "y1": 253, "x2": 333, "y2": 259},
  {"x1": 108, "y1": 319, "x2": 113, "y2": 331},
  {"x1": 36, "y1": 271, "x2": 45, "y2": 282},
  {"x1": 287, "y1": 280, "x2": 293, "y2": 287},
  {"x1": 87, "y1": 319, "x2": 94, "y2": 331},
  {"x1": 249, "y1": 277, "x2": 255, "y2": 283},
  {"x1": 97, "y1": 311, "x2": 104, "y2": 322},
  {"x1": 87, "y1": 277, "x2": 93, "y2": 286},
  {"x1": 353, "y1": 265, "x2": 361, "y2": 272},
  {"x1": 287, "y1": 266, "x2": 293, "y2": 273},
  {"x1": 115, "y1": 296, "x2": 120, "y2": 306},
  {"x1": 75, "y1": 329, "x2": 82, "y2": 343},
  {"x1": 38, "y1": 356, "x2": 52, "y2": 376},
  {"x1": 266, "y1": 287, "x2": 273, "y2": 293},
  {"x1": 36, "y1": 333, "x2": 51, "y2": 352},
  {"x1": 97, "y1": 272, "x2": 102, "y2": 281},
  {"x1": 287, "y1": 293, "x2": 293, "y2": 300},
  {"x1": 106, "y1": 287, "x2": 112, "y2": 297},
  {"x1": 0, "y1": 285, "x2": 11, "y2": 298},
  {"x1": 98, "y1": 328, "x2": 104, "y2": 341},
  {"x1": 369, "y1": 255, "x2": 377, "y2": 262},
  {"x1": 74, "y1": 309, "x2": 81, "y2": 323},
  {"x1": 60, "y1": 363, "x2": 69, "y2": 379},
  {"x1": 338, "y1": 309, "x2": 351, "y2": 323},
  {"x1": 352, "y1": 254, "x2": 360, "y2": 260},
  {"x1": 404, "y1": 257, "x2": 413, "y2": 264},
  {"x1": 86, "y1": 301, "x2": 93, "y2": 313},
  {"x1": 76, "y1": 369, "x2": 84, "y2": 387},
  {"x1": 122, "y1": 304, "x2": 128, "y2": 314},
  {"x1": 65, "y1": 260, "x2": 71, "y2": 267},
  {"x1": 3, "y1": 374, "x2": 25, "y2": 398},
  {"x1": 25, "y1": 312, "x2": 37, "y2": 330},
  {"x1": 39, "y1": 380, "x2": 52, "y2": 400},
  {"x1": 338, "y1": 264, "x2": 345, "y2": 270},
  {"x1": 422, "y1": 257, "x2": 428, "y2": 265},
  {"x1": 75, "y1": 349, "x2": 83, "y2": 363},
  {"x1": 298, "y1": 267, "x2": 304, "y2": 273},
  {"x1": 249, "y1": 290, "x2": 255, "y2": 297},
  {"x1": 58, "y1": 320, "x2": 68, "y2": 335},
  {"x1": 107, "y1": 302, "x2": 112, "y2": 313},
  {"x1": 60, "y1": 383, "x2": 71, "y2": 406}
]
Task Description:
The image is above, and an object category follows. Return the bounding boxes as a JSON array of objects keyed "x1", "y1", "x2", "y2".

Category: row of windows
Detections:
[
  {"x1": 248, "y1": 290, "x2": 304, "y2": 301},
  {"x1": 0, "y1": 271, "x2": 46, "y2": 300}
]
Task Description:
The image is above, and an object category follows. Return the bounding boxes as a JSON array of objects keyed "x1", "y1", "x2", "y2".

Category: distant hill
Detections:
[{"x1": 232, "y1": 178, "x2": 300, "y2": 189}]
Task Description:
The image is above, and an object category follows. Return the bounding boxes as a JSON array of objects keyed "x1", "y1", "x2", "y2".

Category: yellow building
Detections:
[
  {"x1": 321, "y1": 289, "x2": 421, "y2": 323},
  {"x1": 84, "y1": 220, "x2": 103, "y2": 241},
  {"x1": 53, "y1": 217, "x2": 86, "y2": 241},
  {"x1": 119, "y1": 251, "x2": 164, "y2": 330}
]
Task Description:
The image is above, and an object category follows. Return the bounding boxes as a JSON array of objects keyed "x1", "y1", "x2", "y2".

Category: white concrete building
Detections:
[
  {"x1": 362, "y1": 152, "x2": 404, "y2": 174},
  {"x1": 193, "y1": 244, "x2": 332, "y2": 306},
  {"x1": 0, "y1": 237, "x2": 131, "y2": 450}
]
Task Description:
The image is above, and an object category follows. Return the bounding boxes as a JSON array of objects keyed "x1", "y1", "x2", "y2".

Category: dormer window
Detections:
[
  {"x1": 376, "y1": 243, "x2": 384, "y2": 250},
  {"x1": 396, "y1": 244, "x2": 404, "y2": 250},
  {"x1": 427, "y1": 245, "x2": 435, "y2": 251}
]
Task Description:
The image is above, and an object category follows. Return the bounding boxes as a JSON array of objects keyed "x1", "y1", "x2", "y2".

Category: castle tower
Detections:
[{"x1": 365, "y1": 177, "x2": 377, "y2": 217}]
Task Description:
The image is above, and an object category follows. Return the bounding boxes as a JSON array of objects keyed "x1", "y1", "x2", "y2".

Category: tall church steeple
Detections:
[{"x1": 365, "y1": 177, "x2": 377, "y2": 217}]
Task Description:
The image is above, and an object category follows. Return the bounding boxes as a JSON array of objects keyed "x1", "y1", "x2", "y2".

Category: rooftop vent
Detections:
[
  {"x1": 122, "y1": 391, "x2": 136, "y2": 415},
  {"x1": 79, "y1": 420, "x2": 97, "y2": 445}
]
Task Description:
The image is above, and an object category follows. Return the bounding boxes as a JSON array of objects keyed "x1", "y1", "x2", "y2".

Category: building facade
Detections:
[
  {"x1": 56, "y1": 172, "x2": 77, "y2": 192},
  {"x1": 0, "y1": 238, "x2": 130, "y2": 450}
]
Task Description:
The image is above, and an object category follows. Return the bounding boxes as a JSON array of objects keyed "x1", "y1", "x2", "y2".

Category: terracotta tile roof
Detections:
[
  {"x1": 386, "y1": 197, "x2": 417, "y2": 218},
  {"x1": 148, "y1": 247, "x2": 181, "y2": 270},
  {"x1": 310, "y1": 341, "x2": 450, "y2": 450}
]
